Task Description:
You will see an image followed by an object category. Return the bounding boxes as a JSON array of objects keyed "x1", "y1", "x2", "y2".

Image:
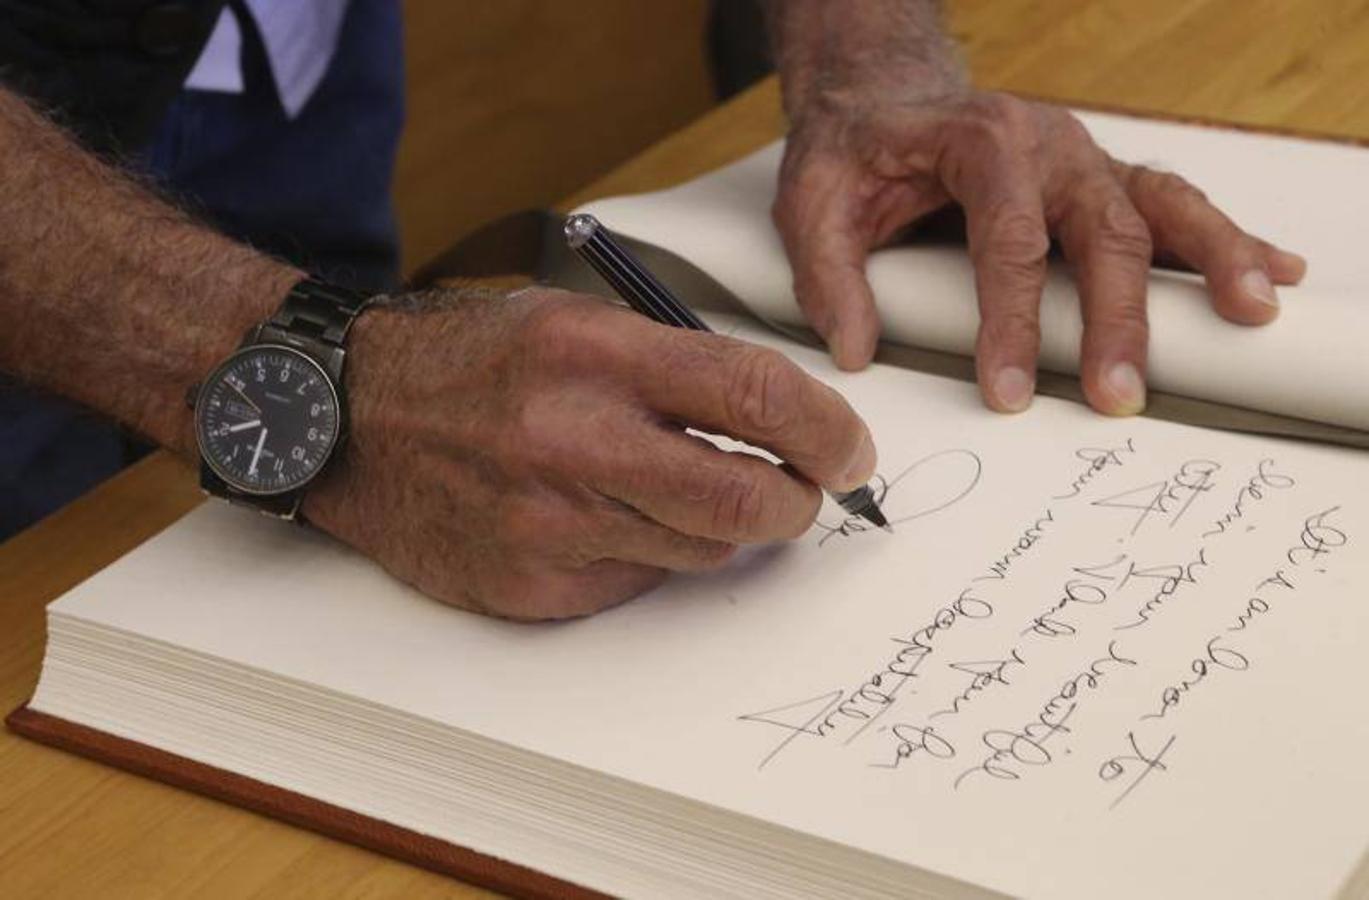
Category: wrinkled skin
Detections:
[
  {"x1": 303, "y1": 289, "x2": 876, "y2": 621},
  {"x1": 774, "y1": 87, "x2": 1307, "y2": 415}
]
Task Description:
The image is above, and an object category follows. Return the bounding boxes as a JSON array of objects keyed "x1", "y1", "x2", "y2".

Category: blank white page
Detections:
[{"x1": 34, "y1": 322, "x2": 1369, "y2": 899}]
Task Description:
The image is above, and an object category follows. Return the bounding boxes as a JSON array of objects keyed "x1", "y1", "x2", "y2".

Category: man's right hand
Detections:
[
  {"x1": 0, "y1": 85, "x2": 874, "y2": 621},
  {"x1": 302, "y1": 288, "x2": 878, "y2": 621}
]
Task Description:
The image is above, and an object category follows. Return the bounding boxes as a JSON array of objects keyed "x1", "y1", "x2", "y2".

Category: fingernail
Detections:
[
  {"x1": 992, "y1": 366, "x2": 1035, "y2": 413},
  {"x1": 1105, "y1": 362, "x2": 1146, "y2": 416},
  {"x1": 833, "y1": 328, "x2": 875, "y2": 372},
  {"x1": 840, "y1": 429, "x2": 878, "y2": 490},
  {"x1": 833, "y1": 342, "x2": 860, "y2": 372},
  {"x1": 1276, "y1": 248, "x2": 1308, "y2": 271},
  {"x1": 1241, "y1": 269, "x2": 1279, "y2": 309}
]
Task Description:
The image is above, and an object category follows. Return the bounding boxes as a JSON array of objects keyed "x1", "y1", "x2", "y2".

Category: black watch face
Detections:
[{"x1": 195, "y1": 346, "x2": 342, "y2": 495}]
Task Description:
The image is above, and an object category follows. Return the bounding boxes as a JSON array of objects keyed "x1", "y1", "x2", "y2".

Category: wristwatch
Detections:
[{"x1": 190, "y1": 277, "x2": 374, "y2": 520}]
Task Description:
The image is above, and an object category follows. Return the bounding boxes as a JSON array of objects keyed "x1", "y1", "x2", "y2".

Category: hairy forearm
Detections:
[
  {"x1": 762, "y1": 0, "x2": 967, "y2": 119},
  {"x1": 0, "y1": 86, "x2": 301, "y2": 456}
]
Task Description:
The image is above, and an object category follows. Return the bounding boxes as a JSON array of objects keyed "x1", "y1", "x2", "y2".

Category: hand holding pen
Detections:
[
  {"x1": 565, "y1": 213, "x2": 889, "y2": 530},
  {"x1": 304, "y1": 242, "x2": 882, "y2": 620}
]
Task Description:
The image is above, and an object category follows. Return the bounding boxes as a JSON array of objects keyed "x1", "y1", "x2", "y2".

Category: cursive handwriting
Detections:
[
  {"x1": 953, "y1": 640, "x2": 1138, "y2": 790},
  {"x1": 1099, "y1": 730, "x2": 1177, "y2": 810},
  {"x1": 1053, "y1": 438, "x2": 1139, "y2": 500},
  {"x1": 928, "y1": 649, "x2": 1028, "y2": 719},
  {"x1": 735, "y1": 437, "x2": 1354, "y2": 820},
  {"x1": 1287, "y1": 505, "x2": 1347, "y2": 565},
  {"x1": 1140, "y1": 636, "x2": 1249, "y2": 721},
  {"x1": 974, "y1": 508, "x2": 1056, "y2": 582},
  {"x1": 1021, "y1": 554, "x2": 1129, "y2": 639},
  {"x1": 871, "y1": 722, "x2": 958, "y2": 769},
  {"x1": 1202, "y1": 458, "x2": 1295, "y2": 538},
  {"x1": 1116, "y1": 506, "x2": 1348, "y2": 803},
  {"x1": 1112, "y1": 548, "x2": 1211, "y2": 631},
  {"x1": 737, "y1": 589, "x2": 995, "y2": 769},
  {"x1": 816, "y1": 449, "x2": 983, "y2": 544}
]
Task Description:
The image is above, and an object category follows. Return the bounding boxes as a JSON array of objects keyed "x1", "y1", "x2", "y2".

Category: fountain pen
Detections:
[{"x1": 564, "y1": 213, "x2": 889, "y2": 531}]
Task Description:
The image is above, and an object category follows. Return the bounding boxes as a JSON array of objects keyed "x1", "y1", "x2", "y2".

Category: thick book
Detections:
[{"x1": 13, "y1": 113, "x2": 1369, "y2": 898}]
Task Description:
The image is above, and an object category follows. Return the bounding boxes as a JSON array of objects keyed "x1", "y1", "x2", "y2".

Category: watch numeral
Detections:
[{"x1": 291, "y1": 446, "x2": 306, "y2": 462}]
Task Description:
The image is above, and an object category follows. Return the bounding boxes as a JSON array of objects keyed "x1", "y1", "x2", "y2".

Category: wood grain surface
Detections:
[
  {"x1": 393, "y1": 0, "x2": 715, "y2": 272},
  {"x1": 5, "y1": 2, "x2": 1369, "y2": 896}
]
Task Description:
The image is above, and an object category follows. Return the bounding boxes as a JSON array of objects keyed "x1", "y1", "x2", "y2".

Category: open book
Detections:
[{"x1": 13, "y1": 111, "x2": 1369, "y2": 899}]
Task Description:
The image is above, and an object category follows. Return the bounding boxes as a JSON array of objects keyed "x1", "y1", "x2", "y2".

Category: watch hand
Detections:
[
  {"x1": 230, "y1": 382, "x2": 262, "y2": 413},
  {"x1": 247, "y1": 427, "x2": 268, "y2": 477},
  {"x1": 226, "y1": 419, "x2": 262, "y2": 433}
]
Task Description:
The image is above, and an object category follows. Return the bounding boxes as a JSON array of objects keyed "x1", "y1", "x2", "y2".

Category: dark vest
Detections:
[{"x1": 0, "y1": 0, "x2": 225, "y2": 153}]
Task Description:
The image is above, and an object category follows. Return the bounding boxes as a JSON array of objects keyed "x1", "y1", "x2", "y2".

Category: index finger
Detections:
[{"x1": 629, "y1": 329, "x2": 877, "y2": 493}]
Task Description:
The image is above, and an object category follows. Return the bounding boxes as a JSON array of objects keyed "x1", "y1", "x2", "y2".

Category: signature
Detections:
[{"x1": 815, "y1": 449, "x2": 983, "y2": 545}]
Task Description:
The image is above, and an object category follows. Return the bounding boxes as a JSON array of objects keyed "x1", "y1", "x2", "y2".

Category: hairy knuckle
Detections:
[
  {"x1": 504, "y1": 398, "x2": 559, "y2": 473},
  {"x1": 962, "y1": 110, "x2": 1013, "y2": 152},
  {"x1": 973, "y1": 92, "x2": 1015, "y2": 124},
  {"x1": 519, "y1": 295, "x2": 574, "y2": 342},
  {"x1": 962, "y1": 93, "x2": 1038, "y2": 151},
  {"x1": 726, "y1": 347, "x2": 801, "y2": 437},
  {"x1": 988, "y1": 92, "x2": 1031, "y2": 130},
  {"x1": 518, "y1": 296, "x2": 615, "y2": 374}
]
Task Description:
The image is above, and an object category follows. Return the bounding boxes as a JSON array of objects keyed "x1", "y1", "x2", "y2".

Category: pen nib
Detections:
[
  {"x1": 862, "y1": 502, "x2": 890, "y2": 531},
  {"x1": 832, "y1": 484, "x2": 890, "y2": 532}
]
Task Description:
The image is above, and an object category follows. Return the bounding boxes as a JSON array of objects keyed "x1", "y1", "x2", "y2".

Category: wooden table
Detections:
[{"x1": 5, "y1": 2, "x2": 1368, "y2": 895}]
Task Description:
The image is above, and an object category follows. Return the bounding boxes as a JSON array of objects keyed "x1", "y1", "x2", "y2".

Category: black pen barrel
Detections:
[{"x1": 565, "y1": 214, "x2": 711, "y2": 333}]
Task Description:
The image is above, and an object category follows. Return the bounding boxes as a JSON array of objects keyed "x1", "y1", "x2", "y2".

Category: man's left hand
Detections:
[{"x1": 766, "y1": 1, "x2": 1306, "y2": 416}]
